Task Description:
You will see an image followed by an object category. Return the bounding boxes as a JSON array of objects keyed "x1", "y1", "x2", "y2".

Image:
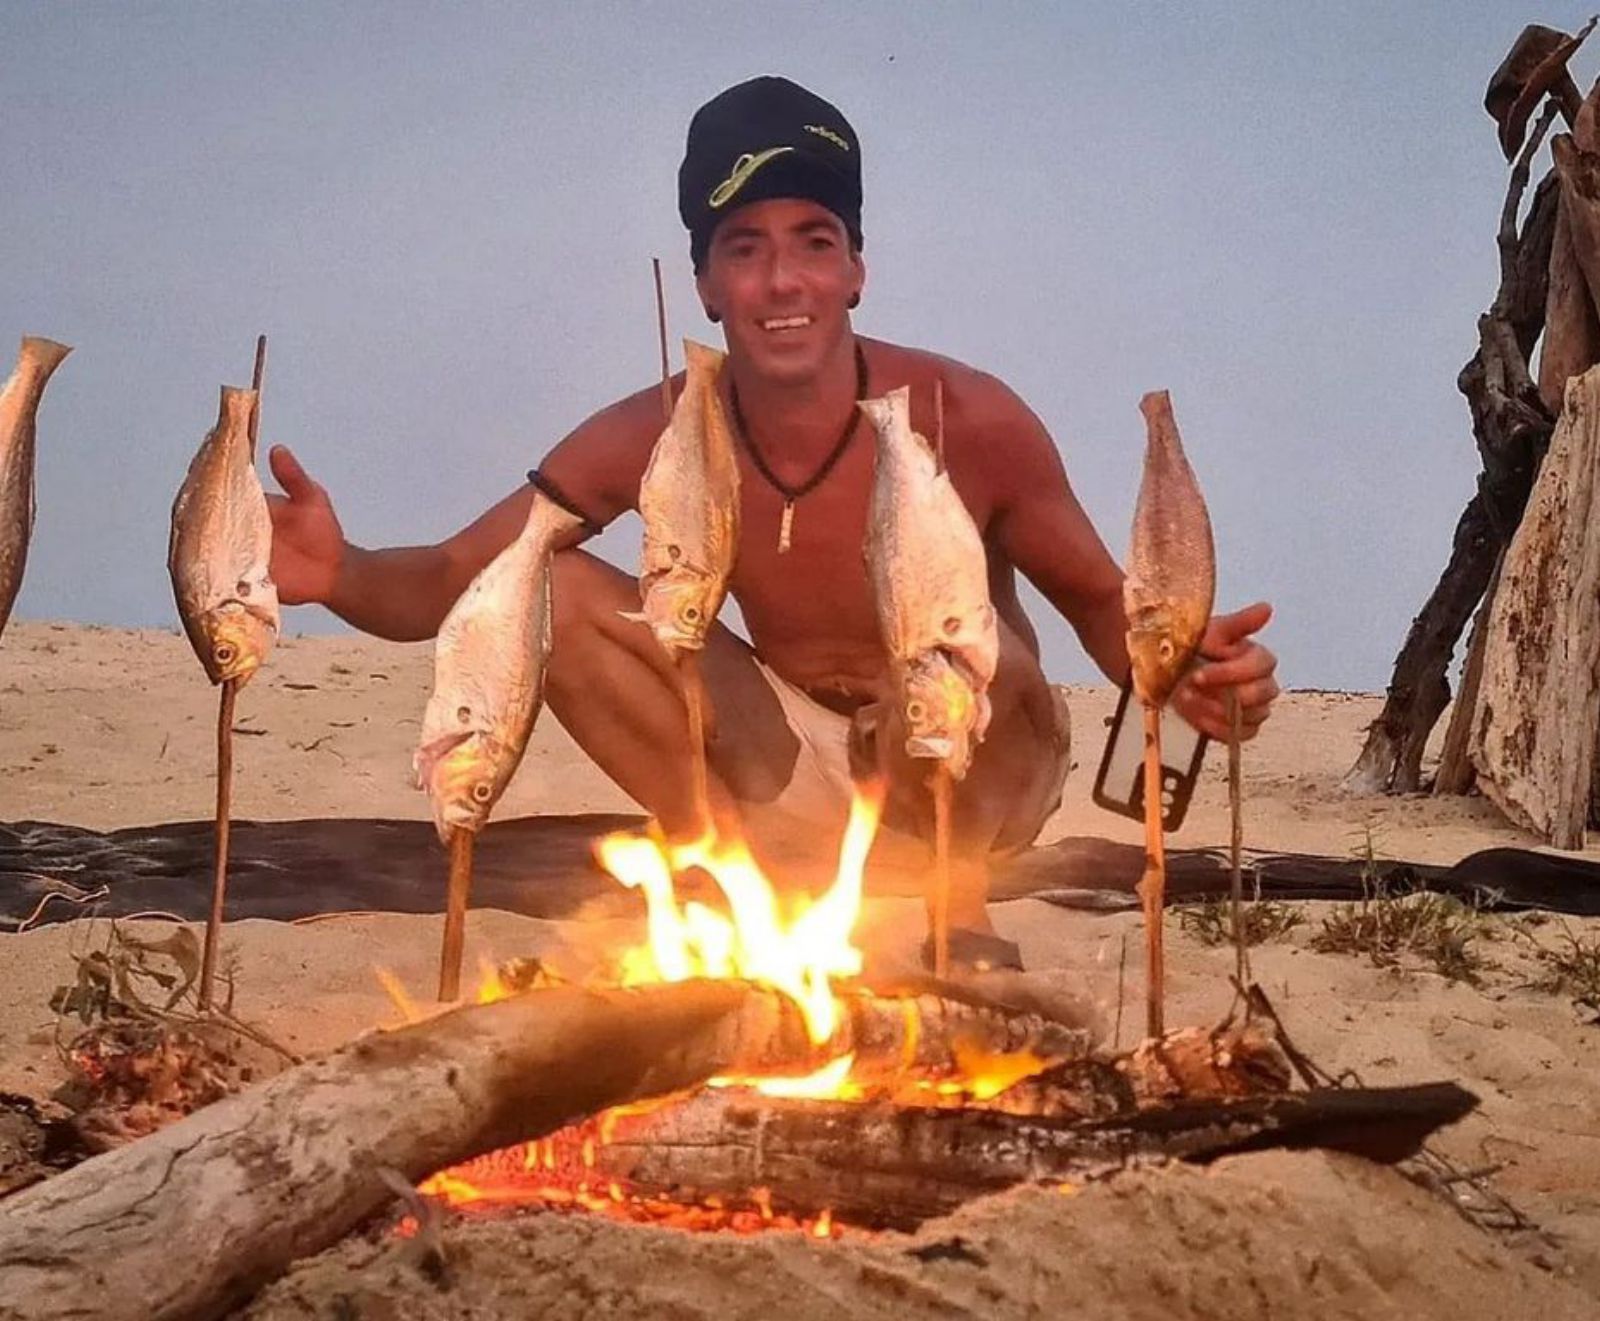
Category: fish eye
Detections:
[
  {"x1": 457, "y1": 705, "x2": 472, "y2": 724},
  {"x1": 471, "y1": 782, "x2": 494, "y2": 803},
  {"x1": 1158, "y1": 639, "x2": 1175, "y2": 661},
  {"x1": 682, "y1": 605, "x2": 701, "y2": 623},
  {"x1": 906, "y1": 700, "x2": 926, "y2": 722},
  {"x1": 236, "y1": 579, "x2": 252, "y2": 597},
  {"x1": 942, "y1": 616, "x2": 961, "y2": 636},
  {"x1": 214, "y1": 643, "x2": 236, "y2": 665}
]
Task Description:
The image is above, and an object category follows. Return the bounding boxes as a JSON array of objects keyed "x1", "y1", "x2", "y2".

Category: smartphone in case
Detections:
[{"x1": 1091, "y1": 683, "x2": 1209, "y2": 833}]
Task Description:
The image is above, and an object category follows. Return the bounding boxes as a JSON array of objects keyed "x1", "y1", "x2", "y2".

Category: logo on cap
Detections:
[
  {"x1": 804, "y1": 124, "x2": 849, "y2": 151},
  {"x1": 709, "y1": 146, "x2": 796, "y2": 209}
]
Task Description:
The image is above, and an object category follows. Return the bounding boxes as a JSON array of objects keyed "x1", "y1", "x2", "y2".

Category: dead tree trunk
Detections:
[
  {"x1": 1469, "y1": 364, "x2": 1600, "y2": 847},
  {"x1": 1345, "y1": 108, "x2": 1561, "y2": 793},
  {"x1": 0, "y1": 980, "x2": 1087, "y2": 1321},
  {"x1": 1434, "y1": 551, "x2": 1503, "y2": 793}
]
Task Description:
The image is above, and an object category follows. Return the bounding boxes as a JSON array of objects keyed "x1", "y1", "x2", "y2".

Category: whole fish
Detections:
[
  {"x1": 634, "y1": 339, "x2": 740, "y2": 654},
  {"x1": 1124, "y1": 390, "x2": 1215, "y2": 707},
  {"x1": 0, "y1": 337, "x2": 72, "y2": 640},
  {"x1": 415, "y1": 494, "x2": 582, "y2": 841},
  {"x1": 861, "y1": 385, "x2": 998, "y2": 777},
  {"x1": 169, "y1": 386, "x2": 279, "y2": 685}
]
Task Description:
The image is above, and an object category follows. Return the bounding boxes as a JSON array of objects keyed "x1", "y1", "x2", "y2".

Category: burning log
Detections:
[
  {"x1": 567, "y1": 1080, "x2": 1477, "y2": 1231},
  {"x1": 0, "y1": 978, "x2": 1085, "y2": 1321}
]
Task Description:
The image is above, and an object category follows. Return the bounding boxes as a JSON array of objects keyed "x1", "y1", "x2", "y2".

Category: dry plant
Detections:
[
  {"x1": 1520, "y1": 922, "x2": 1600, "y2": 1021},
  {"x1": 1310, "y1": 828, "x2": 1493, "y2": 983},
  {"x1": 1178, "y1": 895, "x2": 1302, "y2": 948},
  {"x1": 49, "y1": 920, "x2": 296, "y2": 1150}
]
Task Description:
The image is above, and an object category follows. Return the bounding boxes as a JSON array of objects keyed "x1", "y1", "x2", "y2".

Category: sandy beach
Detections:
[{"x1": 2, "y1": 620, "x2": 1598, "y2": 1317}]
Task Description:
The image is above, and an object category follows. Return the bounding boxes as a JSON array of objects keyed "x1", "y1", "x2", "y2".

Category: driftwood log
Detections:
[
  {"x1": 1469, "y1": 364, "x2": 1600, "y2": 847},
  {"x1": 0, "y1": 979, "x2": 1086, "y2": 1321},
  {"x1": 1345, "y1": 99, "x2": 1562, "y2": 793},
  {"x1": 569, "y1": 1081, "x2": 1478, "y2": 1230}
]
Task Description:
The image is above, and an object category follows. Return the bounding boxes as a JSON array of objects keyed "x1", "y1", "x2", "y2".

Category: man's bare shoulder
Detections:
[
  {"x1": 861, "y1": 337, "x2": 1048, "y2": 453},
  {"x1": 537, "y1": 375, "x2": 680, "y2": 521}
]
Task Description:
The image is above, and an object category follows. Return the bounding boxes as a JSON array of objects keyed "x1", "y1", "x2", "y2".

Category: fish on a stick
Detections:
[
  {"x1": 169, "y1": 365, "x2": 278, "y2": 1009},
  {"x1": 861, "y1": 385, "x2": 998, "y2": 975},
  {"x1": 0, "y1": 336, "x2": 73, "y2": 640},
  {"x1": 415, "y1": 493, "x2": 582, "y2": 999},
  {"x1": 1124, "y1": 388, "x2": 1215, "y2": 1038},
  {"x1": 631, "y1": 337, "x2": 740, "y2": 832}
]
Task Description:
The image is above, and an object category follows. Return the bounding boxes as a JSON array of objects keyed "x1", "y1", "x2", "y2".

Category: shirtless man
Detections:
[{"x1": 266, "y1": 76, "x2": 1280, "y2": 971}]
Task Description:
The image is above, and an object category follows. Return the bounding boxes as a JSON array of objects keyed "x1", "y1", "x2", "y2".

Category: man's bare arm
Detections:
[
  {"x1": 962, "y1": 380, "x2": 1131, "y2": 682},
  {"x1": 267, "y1": 383, "x2": 665, "y2": 642}
]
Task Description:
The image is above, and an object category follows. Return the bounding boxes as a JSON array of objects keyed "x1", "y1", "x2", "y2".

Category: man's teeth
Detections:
[{"x1": 762, "y1": 316, "x2": 812, "y2": 330}]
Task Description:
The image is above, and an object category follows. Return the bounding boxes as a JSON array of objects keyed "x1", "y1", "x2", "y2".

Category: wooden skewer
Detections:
[
  {"x1": 1227, "y1": 686, "x2": 1251, "y2": 990},
  {"x1": 199, "y1": 678, "x2": 237, "y2": 1010},
  {"x1": 930, "y1": 763, "x2": 954, "y2": 980},
  {"x1": 933, "y1": 378, "x2": 945, "y2": 474},
  {"x1": 1138, "y1": 702, "x2": 1166, "y2": 1038},
  {"x1": 678, "y1": 651, "x2": 713, "y2": 837},
  {"x1": 198, "y1": 333, "x2": 267, "y2": 1012},
  {"x1": 652, "y1": 258, "x2": 674, "y2": 421},
  {"x1": 438, "y1": 828, "x2": 476, "y2": 1001}
]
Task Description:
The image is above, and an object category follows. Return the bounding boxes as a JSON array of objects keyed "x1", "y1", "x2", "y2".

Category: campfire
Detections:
[
  {"x1": 393, "y1": 789, "x2": 1453, "y2": 1242},
  {"x1": 0, "y1": 789, "x2": 1479, "y2": 1321},
  {"x1": 411, "y1": 783, "x2": 1075, "y2": 1235}
]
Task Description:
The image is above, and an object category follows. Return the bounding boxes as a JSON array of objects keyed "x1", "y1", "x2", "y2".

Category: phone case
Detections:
[{"x1": 1091, "y1": 683, "x2": 1209, "y2": 832}]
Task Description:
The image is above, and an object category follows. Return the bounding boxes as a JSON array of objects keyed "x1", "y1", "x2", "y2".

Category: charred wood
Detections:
[{"x1": 577, "y1": 1081, "x2": 1478, "y2": 1231}]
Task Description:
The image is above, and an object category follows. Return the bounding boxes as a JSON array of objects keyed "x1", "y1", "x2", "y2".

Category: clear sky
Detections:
[{"x1": 3, "y1": 2, "x2": 1573, "y2": 690}]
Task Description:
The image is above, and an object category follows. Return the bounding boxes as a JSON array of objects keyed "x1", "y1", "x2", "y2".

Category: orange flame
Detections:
[{"x1": 599, "y1": 782, "x2": 884, "y2": 1046}]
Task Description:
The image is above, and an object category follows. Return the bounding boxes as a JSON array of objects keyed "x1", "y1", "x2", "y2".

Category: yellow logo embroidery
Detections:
[
  {"x1": 709, "y1": 146, "x2": 795, "y2": 209},
  {"x1": 804, "y1": 124, "x2": 849, "y2": 151}
]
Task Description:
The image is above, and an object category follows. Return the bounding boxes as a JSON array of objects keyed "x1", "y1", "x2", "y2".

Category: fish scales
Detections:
[
  {"x1": 862, "y1": 386, "x2": 998, "y2": 776},
  {"x1": 415, "y1": 494, "x2": 582, "y2": 841},
  {"x1": 1124, "y1": 390, "x2": 1215, "y2": 707},
  {"x1": 168, "y1": 386, "x2": 279, "y2": 685},
  {"x1": 0, "y1": 337, "x2": 72, "y2": 640},
  {"x1": 636, "y1": 339, "x2": 740, "y2": 654}
]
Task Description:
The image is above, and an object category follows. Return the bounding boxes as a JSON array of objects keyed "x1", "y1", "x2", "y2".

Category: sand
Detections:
[{"x1": 2, "y1": 620, "x2": 1598, "y2": 1317}]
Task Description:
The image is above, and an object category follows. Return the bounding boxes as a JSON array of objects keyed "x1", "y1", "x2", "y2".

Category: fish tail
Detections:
[
  {"x1": 681, "y1": 339, "x2": 726, "y2": 380},
  {"x1": 216, "y1": 385, "x2": 259, "y2": 435},
  {"x1": 17, "y1": 337, "x2": 73, "y2": 384}
]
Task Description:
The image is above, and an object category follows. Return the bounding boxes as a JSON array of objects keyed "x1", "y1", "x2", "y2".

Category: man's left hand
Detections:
[{"x1": 1171, "y1": 601, "x2": 1279, "y2": 742}]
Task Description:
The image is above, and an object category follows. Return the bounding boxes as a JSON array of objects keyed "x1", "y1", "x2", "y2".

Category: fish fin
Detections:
[
  {"x1": 616, "y1": 610, "x2": 648, "y2": 624},
  {"x1": 413, "y1": 731, "x2": 472, "y2": 789},
  {"x1": 682, "y1": 340, "x2": 726, "y2": 377}
]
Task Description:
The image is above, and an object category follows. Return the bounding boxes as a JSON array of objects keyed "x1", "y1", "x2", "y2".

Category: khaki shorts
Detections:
[{"x1": 736, "y1": 661, "x2": 1071, "y2": 865}]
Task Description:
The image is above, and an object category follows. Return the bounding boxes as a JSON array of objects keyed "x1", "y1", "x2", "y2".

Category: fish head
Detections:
[
  {"x1": 415, "y1": 731, "x2": 508, "y2": 841},
  {"x1": 1125, "y1": 600, "x2": 1206, "y2": 708},
  {"x1": 194, "y1": 600, "x2": 277, "y2": 685},
  {"x1": 640, "y1": 568, "x2": 718, "y2": 654},
  {"x1": 901, "y1": 653, "x2": 982, "y2": 775}
]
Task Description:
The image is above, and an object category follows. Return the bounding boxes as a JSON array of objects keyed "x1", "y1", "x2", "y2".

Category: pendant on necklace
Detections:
[{"x1": 778, "y1": 500, "x2": 795, "y2": 554}]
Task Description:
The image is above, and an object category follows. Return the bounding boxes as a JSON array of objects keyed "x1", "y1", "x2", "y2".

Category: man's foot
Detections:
[{"x1": 920, "y1": 927, "x2": 1024, "y2": 975}]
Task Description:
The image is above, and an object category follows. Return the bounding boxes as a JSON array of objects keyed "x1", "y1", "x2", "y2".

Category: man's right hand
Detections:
[{"x1": 266, "y1": 445, "x2": 346, "y2": 606}]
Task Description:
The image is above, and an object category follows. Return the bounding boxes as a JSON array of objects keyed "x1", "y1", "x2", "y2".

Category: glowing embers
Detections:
[{"x1": 410, "y1": 1110, "x2": 844, "y2": 1240}]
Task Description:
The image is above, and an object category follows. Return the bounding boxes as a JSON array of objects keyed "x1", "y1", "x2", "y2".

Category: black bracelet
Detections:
[{"x1": 526, "y1": 469, "x2": 604, "y2": 539}]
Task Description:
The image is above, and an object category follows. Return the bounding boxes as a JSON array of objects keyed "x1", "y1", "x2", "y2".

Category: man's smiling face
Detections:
[{"x1": 696, "y1": 197, "x2": 865, "y2": 386}]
